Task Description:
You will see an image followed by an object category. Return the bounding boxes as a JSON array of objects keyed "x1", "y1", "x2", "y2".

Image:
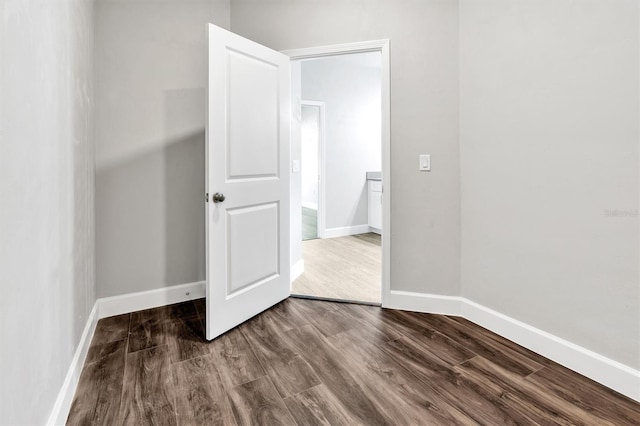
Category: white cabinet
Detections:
[{"x1": 368, "y1": 180, "x2": 382, "y2": 234}]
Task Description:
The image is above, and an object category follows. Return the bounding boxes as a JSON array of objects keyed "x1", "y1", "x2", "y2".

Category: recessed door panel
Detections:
[
  {"x1": 227, "y1": 49, "x2": 279, "y2": 180},
  {"x1": 226, "y1": 202, "x2": 279, "y2": 297}
]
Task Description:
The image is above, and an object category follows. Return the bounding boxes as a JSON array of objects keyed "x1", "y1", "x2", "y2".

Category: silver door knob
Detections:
[{"x1": 212, "y1": 192, "x2": 225, "y2": 203}]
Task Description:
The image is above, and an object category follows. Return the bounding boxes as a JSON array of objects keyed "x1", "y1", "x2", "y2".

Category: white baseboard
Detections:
[
  {"x1": 323, "y1": 224, "x2": 370, "y2": 238},
  {"x1": 46, "y1": 302, "x2": 99, "y2": 426},
  {"x1": 98, "y1": 281, "x2": 206, "y2": 319},
  {"x1": 291, "y1": 259, "x2": 305, "y2": 282},
  {"x1": 387, "y1": 290, "x2": 463, "y2": 316},
  {"x1": 385, "y1": 290, "x2": 640, "y2": 402},
  {"x1": 461, "y1": 299, "x2": 640, "y2": 402}
]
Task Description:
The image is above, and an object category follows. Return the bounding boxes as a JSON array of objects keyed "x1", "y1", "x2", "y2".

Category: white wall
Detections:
[
  {"x1": 459, "y1": 0, "x2": 640, "y2": 369},
  {"x1": 0, "y1": 0, "x2": 96, "y2": 424},
  {"x1": 301, "y1": 105, "x2": 320, "y2": 210},
  {"x1": 301, "y1": 53, "x2": 381, "y2": 230},
  {"x1": 95, "y1": 0, "x2": 230, "y2": 297},
  {"x1": 231, "y1": 0, "x2": 461, "y2": 295}
]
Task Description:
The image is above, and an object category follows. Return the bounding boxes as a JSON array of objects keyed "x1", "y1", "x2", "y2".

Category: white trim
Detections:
[
  {"x1": 46, "y1": 302, "x2": 99, "y2": 426},
  {"x1": 387, "y1": 290, "x2": 640, "y2": 402},
  {"x1": 98, "y1": 281, "x2": 206, "y2": 319},
  {"x1": 380, "y1": 41, "x2": 391, "y2": 308},
  {"x1": 462, "y1": 299, "x2": 640, "y2": 402},
  {"x1": 283, "y1": 39, "x2": 391, "y2": 314},
  {"x1": 386, "y1": 290, "x2": 463, "y2": 316},
  {"x1": 282, "y1": 39, "x2": 390, "y2": 60},
  {"x1": 291, "y1": 259, "x2": 305, "y2": 282},
  {"x1": 323, "y1": 224, "x2": 371, "y2": 239}
]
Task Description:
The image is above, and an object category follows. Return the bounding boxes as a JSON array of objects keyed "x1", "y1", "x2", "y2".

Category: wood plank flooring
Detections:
[
  {"x1": 67, "y1": 297, "x2": 640, "y2": 425},
  {"x1": 293, "y1": 233, "x2": 381, "y2": 303}
]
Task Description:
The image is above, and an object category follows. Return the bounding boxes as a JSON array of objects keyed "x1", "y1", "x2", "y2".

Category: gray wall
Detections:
[
  {"x1": 95, "y1": 0, "x2": 230, "y2": 297},
  {"x1": 459, "y1": 0, "x2": 640, "y2": 369},
  {"x1": 231, "y1": 0, "x2": 461, "y2": 295},
  {"x1": 301, "y1": 53, "x2": 382, "y2": 230},
  {"x1": 0, "y1": 0, "x2": 96, "y2": 424}
]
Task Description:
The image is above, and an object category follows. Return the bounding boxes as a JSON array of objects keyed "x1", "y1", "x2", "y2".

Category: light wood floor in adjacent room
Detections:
[
  {"x1": 67, "y1": 297, "x2": 640, "y2": 425},
  {"x1": 292, "y1": 232, "x2": 381, "y2": 304}
]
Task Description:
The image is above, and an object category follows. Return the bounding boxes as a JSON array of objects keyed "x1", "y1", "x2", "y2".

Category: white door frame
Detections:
[
  {"x1": 282, "y1": 39, "x2": 391, "y2": 307},
  {"x1": 300, "y1": 100, "x2": 326, "y2": 239}
]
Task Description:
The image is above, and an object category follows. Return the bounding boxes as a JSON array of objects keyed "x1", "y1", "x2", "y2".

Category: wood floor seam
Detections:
[
  {"x1": 225, "y1": 370, "x2": 269, "y2": 390},
  {"x1": 263, "y1": 371, "x2": 300, "y2": 423},
  {"x1": 523, "y1": 365, "x2": 547, "y2": 379}
]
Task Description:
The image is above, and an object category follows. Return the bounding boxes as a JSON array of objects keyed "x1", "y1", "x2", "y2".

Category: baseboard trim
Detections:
[
  {"x1": 461, "y1": 298, "x2": 640, "y2": 402},
  {"x1": 46, "y1": 302, "x2": 99, "y2": 426},
  {"x1": 386, "y1": 290, "x2": 640, "y2": 402},
  {"x1": 98, "y1": 281, "x2": 206, "y2": 319},
  {"x1": 323, "y1": 224, "x2": 370, "y2": 239},
  {"x1": 291, "y1": 259, "x2": 304, "y2": 282},
  {"x1": 386, "y1": 290, "x2": 463, "y2": 316},
  {"x1": 369, "y1": 226, "x2": 381, "y2": 235}
]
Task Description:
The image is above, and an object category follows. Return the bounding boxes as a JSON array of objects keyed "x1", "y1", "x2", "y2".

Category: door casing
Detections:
[{"x1": 282, "y1": 40, "x2": 391, "y2": 307}]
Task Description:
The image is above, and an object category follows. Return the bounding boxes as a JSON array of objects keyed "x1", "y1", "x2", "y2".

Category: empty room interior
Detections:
[{"x1": 1, "y1": 0, "x2": 639, "y2": 425}]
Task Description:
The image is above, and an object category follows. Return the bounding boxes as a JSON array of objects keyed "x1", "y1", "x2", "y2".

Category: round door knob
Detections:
[{"x1": 212, "y1": 192, "x2": 225, "y2": 203}]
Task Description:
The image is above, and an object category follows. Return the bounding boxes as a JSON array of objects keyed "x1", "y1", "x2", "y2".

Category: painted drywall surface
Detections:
[
  {"x1": 95, "y1": 0, "x2": 230, "y2": 297},
  {"x1": 231, "y1": 0, "x2": 461, "y2": 295},
  {"x1": 301, "y1": 105, "x2": 320, "y2": 210},
  {"x1": 0, "y1": 0, "x2": 95, "y2": 423},
  {"x1": 301, "y1": 53, "x2": 381, "y2": 230},
  {"x1": 459, "y1": 0, "x2": 640, "y2": 369}
]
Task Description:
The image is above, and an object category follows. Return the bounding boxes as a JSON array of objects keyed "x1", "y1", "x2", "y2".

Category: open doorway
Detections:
[{"x1": 289, "y1": 48, "x2": 386, "y2": 305}]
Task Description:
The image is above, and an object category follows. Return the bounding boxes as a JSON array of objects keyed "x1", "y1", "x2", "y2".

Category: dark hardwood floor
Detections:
[{"x1": 67, "y1": 298, "x2": 640, "y2": 425}]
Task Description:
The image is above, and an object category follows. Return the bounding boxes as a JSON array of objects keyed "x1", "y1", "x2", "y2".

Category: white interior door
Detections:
[{"x1": 206, "y1": 23, "x2": 290, "y2": 340}]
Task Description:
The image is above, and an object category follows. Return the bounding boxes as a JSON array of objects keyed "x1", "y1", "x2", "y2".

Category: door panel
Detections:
[
  {"x1": 227, "y1": 49, "x2": 280, "y2": 179},
  {"x1": 206, "y1": 23, "x2": 290, "y2": 340},
  {"x1": 226, "y1": 202, "x2": 279, "y2": 296}
]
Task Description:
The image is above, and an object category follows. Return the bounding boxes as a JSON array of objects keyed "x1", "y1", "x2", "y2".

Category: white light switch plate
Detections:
[
  {"x1": 419, "y1": 154, "x2": 431, "y2": 171},
  {"x1": 292, "y1": 160, "x2": 300, "y2": 173}
]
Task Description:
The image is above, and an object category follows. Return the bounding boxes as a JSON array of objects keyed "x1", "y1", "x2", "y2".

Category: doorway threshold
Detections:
[{"x1": 290, "y1": 293, "x2": 382, "y2": 307}]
